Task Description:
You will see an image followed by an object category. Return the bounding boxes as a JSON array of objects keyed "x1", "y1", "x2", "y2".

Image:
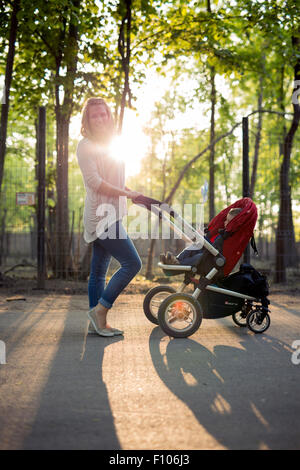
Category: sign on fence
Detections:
[{"x1": 16, "y1": 192, "x2": 36, "y2": 206}]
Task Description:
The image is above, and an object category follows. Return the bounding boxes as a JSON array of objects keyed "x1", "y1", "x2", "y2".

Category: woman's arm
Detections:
[
  {"x1": 99, "y1": 180, "x2": 136, "y2": 198},
  {"x1": 101, "y1": 181, "x2": 141, "y2": 199}
]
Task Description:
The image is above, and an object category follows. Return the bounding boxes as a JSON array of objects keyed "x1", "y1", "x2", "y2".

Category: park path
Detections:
[{"x1": 0, "y1": 291, "x2": 299, "y2": 450}]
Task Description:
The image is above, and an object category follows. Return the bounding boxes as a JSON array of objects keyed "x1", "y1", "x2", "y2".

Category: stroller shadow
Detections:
[
  {"x1": 23, "y1": 311, "x2": 123, "y2": 450},
  {"x1": 149, "y1": 327, "x2": 298, "y2": 450}
]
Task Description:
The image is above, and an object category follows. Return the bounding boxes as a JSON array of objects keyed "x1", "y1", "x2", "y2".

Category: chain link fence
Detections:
[
  {"x1": 0, "y1": 120, "x2": 299, "y2": 292},
  {"x1": 1, "y1": 162, "x2": 299, "y2": 292}
]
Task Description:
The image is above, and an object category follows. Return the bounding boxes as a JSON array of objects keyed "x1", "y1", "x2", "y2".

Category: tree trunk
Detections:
[
  {"x1": 117, "y1": 0, "x2": 132, "y2": 134},
  {"x1": 275, "y1": 34, "x2": 300, "y2": 282},
  {"x1": 250, "y1": 56, "x2": 265, "y2": 199},
  {"x1": 222, "y1": 159, "x2": 230, "y2": 206},
  {"x1": 265, "y1": 237, "x2": 269, "y2": 260},
  {"x1": 0, "y1": 0, "x2": 20, "y2": 198},
  {"x1": 45, "y1": 106, "x2": 57, "y2": 275},
  {"x1": 250, "y1": 83, "x2": 263, "y2": 199},
  {"x1": 277, "y1": 66, "x2": 298, "y2": 268},
  {"x1": 206, "y1": 0, "x2": 216, "y2": 219},
  {"x1": 55, "y1": 0, "x2": 80, "y2": 278},
  {"x1": 209, "y1": 65, "x2": 216, "y2": 220},
  {"x1": 55, "y1": 113, "x2": 70, "y2": 277},
  {"x1": 257, "y1": 211, "x2": 264, "y2": 259},
  {"x1": 286, "y1": 186, "x2": 298, "y2": 267},
  {"x1": 0, "y1": 208, "x2": 7, "y2": 266}
]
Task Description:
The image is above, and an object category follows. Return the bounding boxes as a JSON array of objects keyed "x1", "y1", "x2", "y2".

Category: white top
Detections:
[{"x1": 76, "y1": 137, "x2": 127, "y2": 242}]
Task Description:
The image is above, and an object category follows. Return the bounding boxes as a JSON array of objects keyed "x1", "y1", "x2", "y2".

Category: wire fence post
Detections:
[
  {"x1": 242, "y1": 116, "x2": 250, "y2": 264},
  {"x1": 37, "y1": 106, "x2": 46, "y2": 289}
]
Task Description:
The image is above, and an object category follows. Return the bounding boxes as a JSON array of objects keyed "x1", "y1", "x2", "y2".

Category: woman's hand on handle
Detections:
[{"x1": 126, "y1": 190, "x2": 143, "y2": 200}]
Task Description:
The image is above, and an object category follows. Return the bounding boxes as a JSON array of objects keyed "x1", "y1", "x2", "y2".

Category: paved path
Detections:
[{"x1": 0, "y1": 291, "x2": 299, "y2": 450}]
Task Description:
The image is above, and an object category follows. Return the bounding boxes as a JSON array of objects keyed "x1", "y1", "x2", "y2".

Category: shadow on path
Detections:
[
  {"x1": 23, "y1": 310, "x2": 122, "y2": 450},
  {"x1": 269, "y1": 299, "x2": 300, "y2": 320},
  {"x1": 149, "y1": 327, "x2": 299, "y2": 450}
]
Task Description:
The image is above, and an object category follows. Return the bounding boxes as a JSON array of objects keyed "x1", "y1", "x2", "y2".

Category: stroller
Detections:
[{"x1": 133, "y1": 195, "x2": 271, "y2": 338}]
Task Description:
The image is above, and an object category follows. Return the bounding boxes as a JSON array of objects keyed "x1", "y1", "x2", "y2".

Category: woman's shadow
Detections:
[
  {"x1": 149, "y1": 326, "x2": 297, "y2": 450},
  {"x1": 23, "y1": 311, "x2": 123, "y2": 450}
]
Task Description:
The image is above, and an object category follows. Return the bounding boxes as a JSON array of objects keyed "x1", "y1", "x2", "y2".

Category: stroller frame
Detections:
[
  {"x1": 136, "y1": 196, "x2": 270, "y2": 337},
  {"x1": 153, "y1": 202, "x2": 257, "y2": 299}
]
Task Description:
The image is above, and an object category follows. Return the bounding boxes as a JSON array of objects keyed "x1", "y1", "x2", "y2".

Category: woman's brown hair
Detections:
[{"x1": 80, "y1": 97, "x2": 115, "y2": 144}]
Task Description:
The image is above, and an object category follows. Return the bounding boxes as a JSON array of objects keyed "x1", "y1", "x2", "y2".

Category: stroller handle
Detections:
[
  {"x1": 132, "y1": 194, "x2": 195, "y2": 243},
  {"x1": 132, "y1": 195, "x2": 177, "y2": 217},
  {"x1": 132, "y1": 195, "x2": 219, "y2": 257}
]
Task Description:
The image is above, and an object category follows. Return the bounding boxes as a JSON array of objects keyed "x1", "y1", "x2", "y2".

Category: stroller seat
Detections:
[
  {"x1": 159, "y1": 252, "x2": 205, "y2": 276},
  {"x1": 159, "y1": 197, "x2": 258, "y2": 280}
]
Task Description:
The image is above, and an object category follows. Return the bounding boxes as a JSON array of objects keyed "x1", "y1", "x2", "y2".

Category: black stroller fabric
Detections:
[
  {"x1": 198, "y1": 263, "x2": 269, "y2": 319},
  {"x1": 217, "y1": 263, "x2": 269, "y2": 299}
]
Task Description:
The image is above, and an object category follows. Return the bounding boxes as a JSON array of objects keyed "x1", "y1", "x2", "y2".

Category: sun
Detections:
[{"x1": 109, "y1": 109, "x2": 150, "y2": 177}]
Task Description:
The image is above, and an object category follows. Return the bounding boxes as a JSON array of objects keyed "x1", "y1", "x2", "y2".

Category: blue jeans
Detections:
[{"x1": 88, "y1": 220, "x2": 142, "y2": 309}]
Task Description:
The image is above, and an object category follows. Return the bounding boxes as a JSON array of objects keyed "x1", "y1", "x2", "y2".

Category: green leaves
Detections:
[{"x1": 1, "y1": 0, "x2": 299, "y2": 237}]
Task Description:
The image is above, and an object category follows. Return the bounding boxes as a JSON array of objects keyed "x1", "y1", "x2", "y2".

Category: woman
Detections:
[{"x1": 77, "y1": 97, "x2": 143, "y2": 337}]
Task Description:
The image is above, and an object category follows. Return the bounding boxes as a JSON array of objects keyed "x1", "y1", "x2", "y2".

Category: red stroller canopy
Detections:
[
  {"x1": 207, "y1": 197, "x2": 258, "y2": 276},
  {"x1": 132, "y1": 194, "x2": 258, "y2": 278}
]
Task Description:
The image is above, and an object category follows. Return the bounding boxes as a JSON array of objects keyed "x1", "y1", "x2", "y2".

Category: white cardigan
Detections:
[{"x1": 76, "y1": 137, "x2": 127, "y2": 242}]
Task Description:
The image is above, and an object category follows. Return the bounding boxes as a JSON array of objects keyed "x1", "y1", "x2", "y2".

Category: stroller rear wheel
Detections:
[
  {"x1": 158, "y1": 293, "x2": 203, "y2": 338},
  {"x1": 232, "y1": 311, "x2": 248, "y2": 327},
  {"x1": 246, "y1": 309, "x2": 270, "y2": 334},
  {"x1": 143, "y1": 285, "x2": 176, "y2": 325},
  {"x1": 232, "y1": 303, "x2": 251, "y2": 327}
]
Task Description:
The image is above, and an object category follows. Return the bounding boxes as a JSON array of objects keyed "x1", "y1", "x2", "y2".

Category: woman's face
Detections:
[{"x1": 88, "y1": 104, "x2": 109, "y2": 137}]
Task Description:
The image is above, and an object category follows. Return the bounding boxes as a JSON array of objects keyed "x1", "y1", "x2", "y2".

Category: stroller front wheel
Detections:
[
  {"x1": 158, "y1": 293, "x2": 203, "y2": 338},
  {"x1": 246, "y1": 310, "x2": 270, "y2": 334},
  {"x1": 143, "y1": 285, "x2": 176, "y2": 325}
]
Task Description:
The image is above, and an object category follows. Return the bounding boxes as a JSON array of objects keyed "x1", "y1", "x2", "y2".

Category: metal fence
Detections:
[{"x1": 1, "y1": 194, "x2": 299, "y2": 289}]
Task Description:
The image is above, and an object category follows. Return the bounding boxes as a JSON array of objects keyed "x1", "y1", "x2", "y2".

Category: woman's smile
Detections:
[{"x1": 89, "y1": 105, "x2": 109, "y2": 133}]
